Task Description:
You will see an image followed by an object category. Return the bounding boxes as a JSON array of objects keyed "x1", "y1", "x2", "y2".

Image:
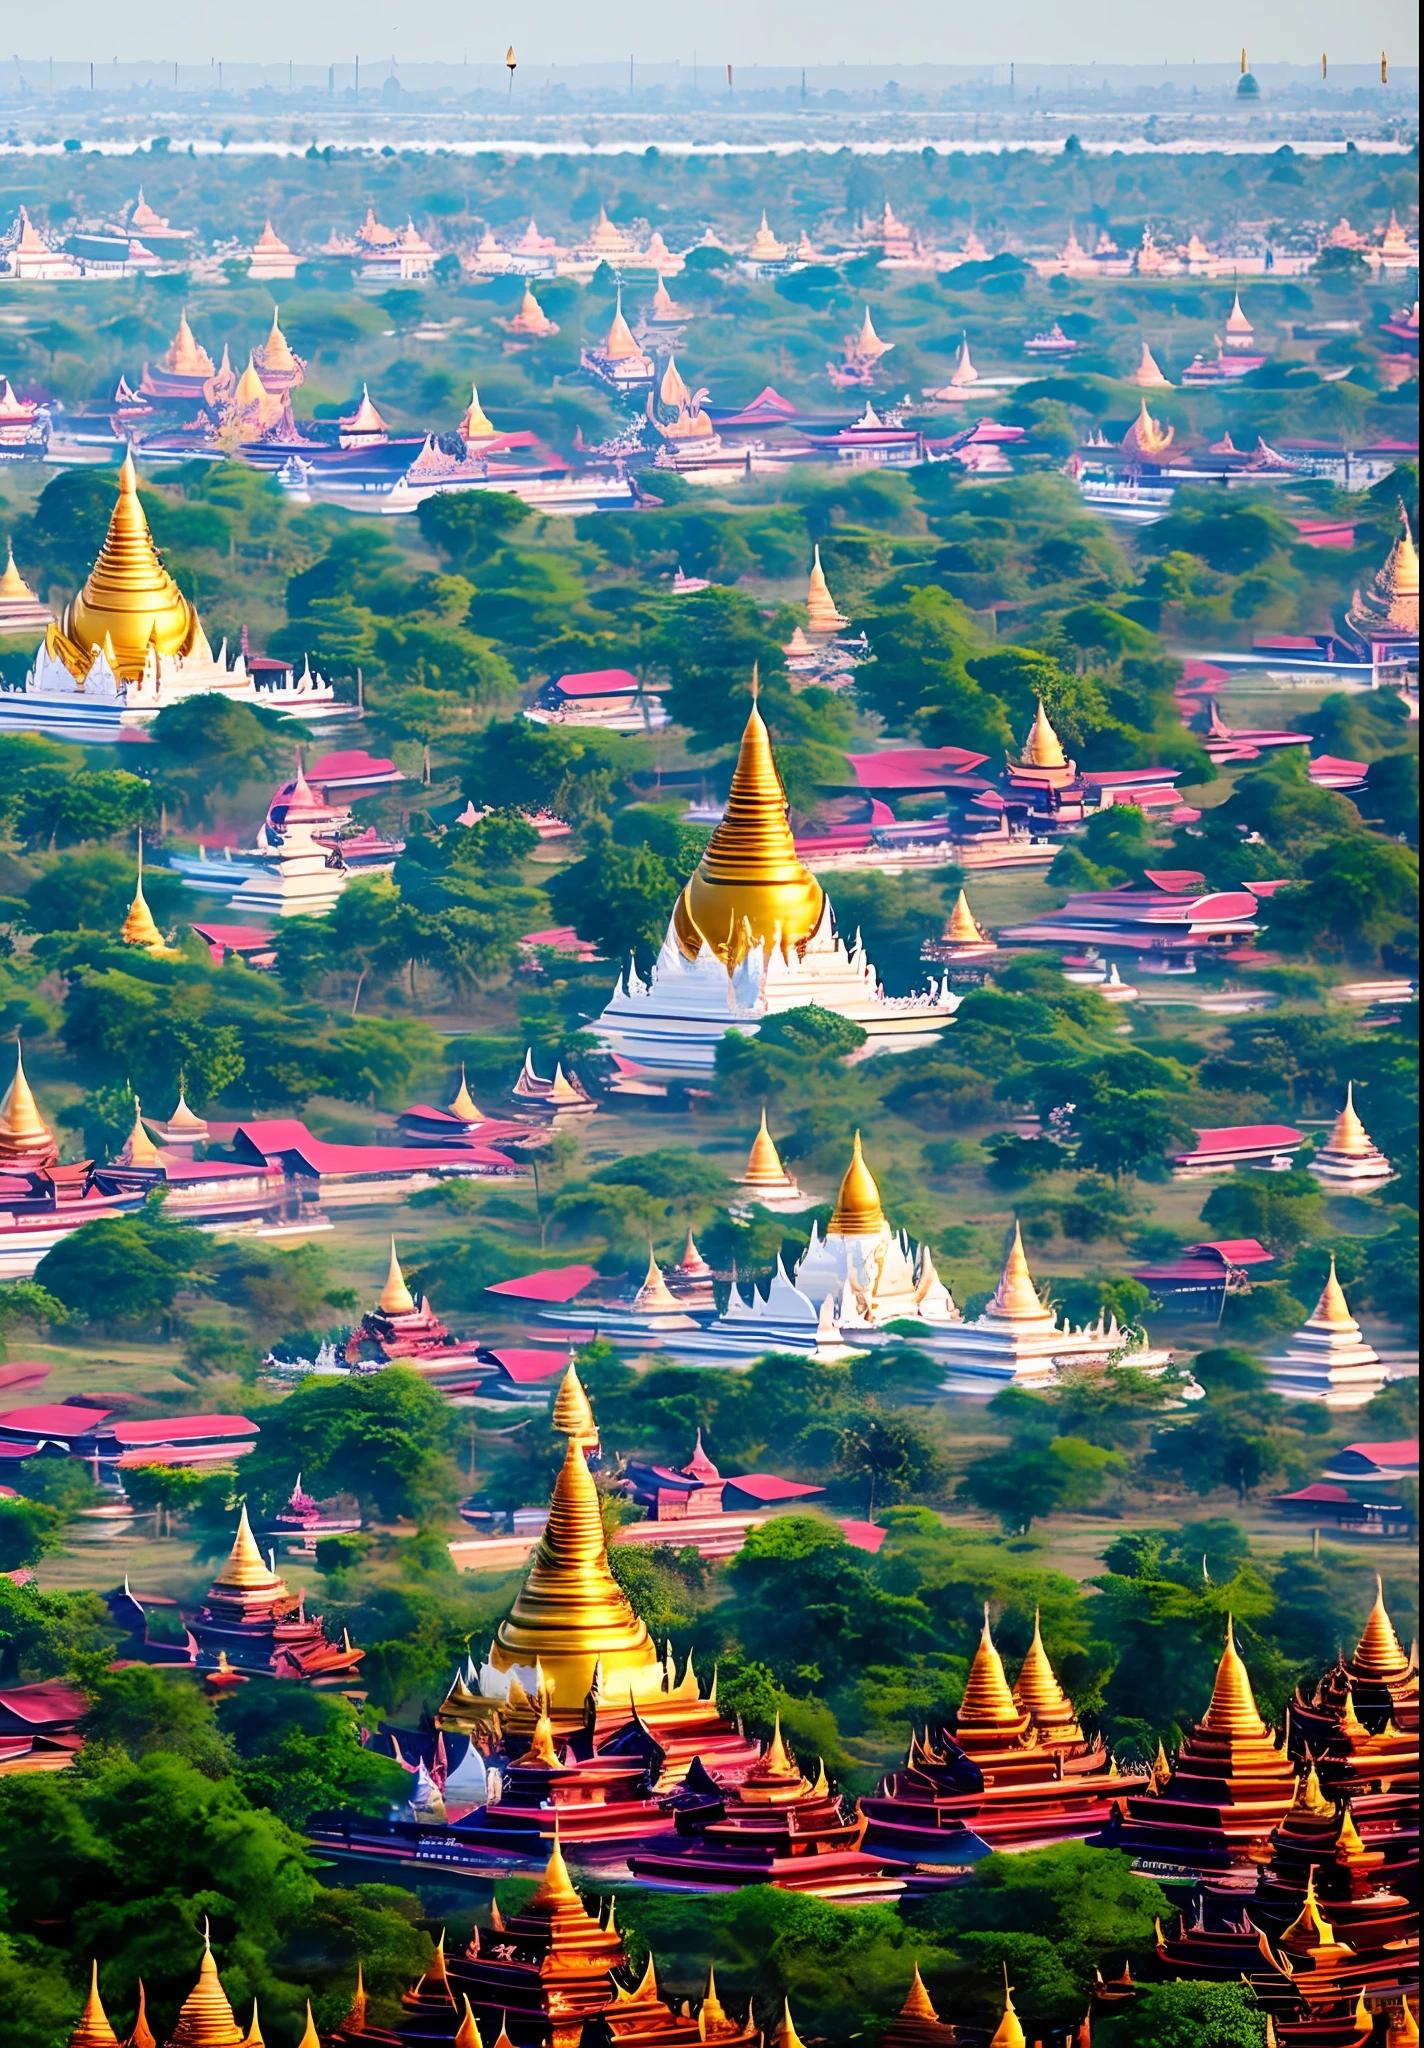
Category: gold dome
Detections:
[
  {"x1": 960, "y1": 1608, "x2": 1028, "y2": 1730},
  {"x1": 1202, "y1": 1618, "x2": 1267, "y2": 1739},
  {"x1": 1021, "y1": 698, "x2": 1067, "y2": 770},
  {"x1": 1353, "y1": 1577, "x2": 1410, "y2": 1681},
  {"x1": 492, "y1": 1431, "x2": 660, "y2": 1700},
  {"x1": 59, "y1": 454, "x2": 203, "y2": 682},
  {"x1": 827, "y1": 1130, "x2": 887, "y2": 1237},
  {"x1": 211, "y1": 1506, "x2": 284, "y2": 1597},
  {"x1": 987, "y1": 1223, "x2": 1049, "y2": 1321},
  {"x1": 0, "y1": 1039, "x2": 59, "y2": 1167},
  {"x1": 1322, "y1": 1084, "x2": 1377, "y2": 1159},
  {"x1": 378, "y1": 1239, "x2": 415, "y2": 1316},
  {"x1": 672, "y1": 693, "x2": 825, "y2": 970},
  {"x1": 744, "y1": 1107, "x2": 792, "y2": 1186}
]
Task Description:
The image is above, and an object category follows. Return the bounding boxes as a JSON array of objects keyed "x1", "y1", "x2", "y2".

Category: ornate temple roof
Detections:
[
  {"x1": 671, "y1": 690, "x2": 825, "y2": 970},
  {"x1": 827, "y1": 1131, "x2": 887, "y2": 1238},
  {"x1": 210, "y1": 1506, "x2": 285, "y2": 1598}
]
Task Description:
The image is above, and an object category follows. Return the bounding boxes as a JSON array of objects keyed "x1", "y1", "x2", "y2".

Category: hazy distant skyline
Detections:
[{"x1": 14, "y1": 0, "x2": 1420, "y2": 73}]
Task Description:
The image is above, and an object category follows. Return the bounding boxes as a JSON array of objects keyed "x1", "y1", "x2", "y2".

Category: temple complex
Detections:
[
  {"x1": 0, "y1": 456, "x2": 339, "y2": 737},
  {"x1": 344, "y1": 1241, "x2": 486, "y2": 1373},
  {"x1": 1309, "y1": 1087, "x2": 1395, "y2": 1188},
  {"x1": 189, "y1": 1506, "x2": 363, "y2": 1682},
  {"x1": 1266, "y1": 1260, "x2": 1388, "y2": 1407},
  {"x1": 863, "y1": 1609, "x2": 1138, "y2": 1858},
  {"x1": 735, "y1": 1109, "x2": 812, "y2": 1212},
  {"x1": 1088, "y1": 1620, "x2": 1299, "y2": 1880},
  {"x1": 596, "y1": 693, "x2": 958, "y2": 1071},
  {"x1": 1343, "y1": 508, "x2": 1419, "y2": 680},
  {"x1": 925, "y1": 1222, "x2": 1160, "y2": 1381}
]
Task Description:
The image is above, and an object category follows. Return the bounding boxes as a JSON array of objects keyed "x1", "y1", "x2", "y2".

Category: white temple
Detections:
[
  {"x1": 595, "y1": 692, "x2": 958, "y2": 1072},
  {"x1": 1267, "y1": 1258, "x2": 1388, "y2": 1408}
]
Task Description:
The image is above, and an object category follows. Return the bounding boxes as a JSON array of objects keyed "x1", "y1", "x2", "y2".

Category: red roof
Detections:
[
  {"x1": 0, "y1": 1362, "x2": 50, "y2": 1394},
  {"x1": 1177, "y1": 1126, "x2": 1302, "y2": 1157},
  {"x1": 486, "y1": 1264, "x2": 601, "y2": 1303},
  {"x1": 552, "y1": 668, "x2": 641, "y2": 697},
  {"x1": 108, "y1": 1416, "x2": 257, "y2": 1445},
  {"x1": 229, "y1": 1120, "x2": 516, "y2": 1178},
  {"x1": 0, "y1": 1680, "x2": 88, "y2": 1729},
  {"x1": 1339, "y1": 1440, "x2": 1418, "y2": 1468},
  {"x1": 1274, "y1": 1483, "x2": 1353, "y2": 1503},
  {"x1": 1192, "y1": 1239, "x2": 1274, "y2": 1265},
  {"x1": 484, "y1": 1348, "x2": 570, "y2": 1383},
  {"x1": 845, "y1": 746, "x2": 990, "y2": 791},
  {"x1": 725, "y1": 1474, "x2": 825, "y2": 1503},
  {"x1": 309, "y1": 749, "x2": 402, "y2": 785},
  {"x1": 0, "y1": 1403, "x2": 112, "y2": 1436},
  {"x1": 838, "y1": 1519, "x2": 887, "y2": 1553},
  {"x1": 1143, "y1": 869, "x2": 1207, "y2": 894},
  {"x1": 1180, "y1": 660, "x2": 1230, "y2": 688}
]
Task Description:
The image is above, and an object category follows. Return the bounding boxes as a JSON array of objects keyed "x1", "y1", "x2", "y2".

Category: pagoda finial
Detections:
[
  {"x1": 121, "y1": 829, "x2": 167, "y2": 953},
  {"x1": 530, "y1": 1822, "x2": 581, "y2": 1910},
  {"x1": 340, "y1": 1964, "x2": 366, "y2": 2036},
  {"x1": 960, "y1": 1606, "x2": 1025, "y2": 1730},
  {"x1": 126, "y1": 1983, "x2": 155, "y2": 2048},
  {"x1": 552, "y1": 1360, "x2": 597, "y2": 1443},
  {"x1": 378, "y1": 1238, "x2": 415, "y2": 1317},
  {"x1": 452, "y1": 1997, "x2": 482, "y2": 2048},
  {"x1": 295, "y1": 2006, "x2": 319, "y2": 2048},
  {"x1": 211, "y1": 1504, "x2": 281, "y2": 1595},
  {"x1": 990, "y1": 1965, "x2": 1027, "y2": 2048},
  {"x1": 771, "y1": 2000, "x2": 808, "y2": 2048}
]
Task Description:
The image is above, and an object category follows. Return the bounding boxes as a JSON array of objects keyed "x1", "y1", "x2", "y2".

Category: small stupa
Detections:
[
  {"x1": 120, "y1": 831, "x2": 174, "y2": 956},
  {"x1": 736, "y1": 1108, "x2": 811, "y2": 1212},
  {"x1": 1267, "y1": 1257, "x2": 1387, "y2": 1408},
  {"x1": 805, "y1": 545, "x2": 850, "y2": 635},
  {"x1": 923, "y1": 888, "x2": 996, "y2": 963},
  {"x1": 0, "y1": 544, "x2": 53, "y2": 631},
  {"x1": 0, "y1": 1039, "x2": 59, "y2": 1168},
  {"x1": 1309, "y1": 1085, "x2": 1394, "y2": 1188},
  {"x1": 1128, "y1": 340, "x2": 1173, "y2": 388}
]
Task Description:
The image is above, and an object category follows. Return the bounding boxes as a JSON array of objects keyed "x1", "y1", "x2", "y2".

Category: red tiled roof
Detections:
[
  {"x1": 228, "y1": 1120, "x2": 516, "y2": 1178},
  {"x1": 845, "y1": 746, "x2": 990, "y2": 791},
  {"x1": 0, "y1": 1404, "x2": 111, "y2": 1437},
  {"x1": 484, "y1": 1348, "x2": 570, "y2": 1383},
  {"x1": 1176, "y1": 1125, "x2": 1302, "y2": 1157},
  {"x1": 552, "y1": 668, "x2": 641, "y2": 697},
  {"x1": 486, "y1": 1264, "x2": 601, "y2": 1303},
  {"x1": 725, "y1": 1474, "x2": 825, "y2": 1503},
  {"x1": 0, "y1": 1680, "x2": 88, "y2": 1729},
  {"x1": 108, "y1": 1416, "x2": 258, "y2": 1445}
]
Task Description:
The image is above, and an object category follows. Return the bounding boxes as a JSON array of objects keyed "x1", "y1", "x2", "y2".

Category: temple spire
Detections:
[
  {"x1": 70, "y1": 1962, "x2": 120, "y2": 2048},
  {"x1": 827, "y1": 1130, "x2": 887, "y2": 1238},
  {"x1": 988, "y1": 1222, "x2": 1046, "y2": 1321},
  {"x1": 449, "y1": 1064, "x2": 481, "y2": 1121},
  {"x1": 899, "y1": 1963, "x2": 939, "y2": 2021},
  {"x1": 960, "y1": 1606, "x2": 1026, "y2": 1730},
  {"x1": 1354, "y1": 1576, "x2": 1410, "y2": 1680},
  {"x1": 211, "y1": 1505, "x2": 282, "y2": 1595},
  {"x1": 1202, "y1": 1618, "x2": 1267, "y2": 1738},
  {"x1": 0, "y1": 1037, "x2": 59, "y2": 1167},
  {"x1": 379, "y1": 1238, "x2": 415, "y2": 1316},
  {"x1": 989, "y1": 1967, "x2": 1027, "y2": 2048},
  {"x1": 121, "y1": 829, "x2": 167, "y2": 952},
  {"x1": 1021, "y1": 698, "x2": 1067, "y2": 770}
]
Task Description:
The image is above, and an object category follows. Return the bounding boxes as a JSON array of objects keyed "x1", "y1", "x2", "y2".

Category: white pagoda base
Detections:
[
  {"x1": 1266, "y1": 1259, "x2": 1388, "y2": 1408},
  {"x1": 0, "y1": 637, "x2": 347, "y2": 740},
  {"x1": 596, "y1": 912, "x2": 959, "y2": 1074}
]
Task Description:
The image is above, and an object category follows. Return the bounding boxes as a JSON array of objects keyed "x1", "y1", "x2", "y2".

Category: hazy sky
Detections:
[{"x1": 21, "y1": 0, "x2": 1421, "y2": 72}]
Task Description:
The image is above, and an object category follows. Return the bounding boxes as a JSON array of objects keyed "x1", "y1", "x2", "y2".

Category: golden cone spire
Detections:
[
  {"x1": 1354, "y1": 1577, "x2": 1410, "y2": 1680},
  {"x1": 990, "y1": 1968, "x2": 1027, "y2": 2048},
  {"x1": 525, "y1": 1708, "x2": 563, "y2": 1768},
  {"x1": 71, "y1": 1962, "x2": 120, "y2": 2048},
  {"x1": 603, "y1": 294, "x2": 641, "y2": 363},
  {"x1": 900, "y1": 1963, "x2": 939, "y2": 2021},
  {"x1": 212, "y1": 1506, "x2": 283, "y2": 1595},
  {"x1": 1336, "y1": 1801, "x2": 1368, "y2": 1859},
  {"x1": 770, "y1": 2001, "x2": 808, "y2": 2048},
  {"x1": 551, "y1": 1361, "x2": 598, "y2": 1445},
  {"x1": 988, "y1": 1223, "x2": 1048, "y2": 1321},
  {"x1": 378, "y1": 1239, "x2": 415, "y2": 1316},
  {"x1": 0, "y1": 543, "x2": 38, "y2": 602},
  {"x1": 672, "y1": 690, "x2": 825, "y2": 970},
  {"x1": 1281, "y1": 1869, "x2": 1338, "y2": 1949},
  {"x1": 945, "y1": 888, "x2": 986, "y2": 945},
  {"x1": 828, "y1": 1131, "x2": 887, "y2": 1238},
  {"x1": 1021, "y1": 698, "x2": 1067, "y2": 770},
  {"x1": 59, "y1": 453, "x2": 201, "y2": 682},
  {"x1": 700, "y1": 1965, "x2": 730, "y2": 2031},
  {"x1": 744, "y1": 1107, "x2": 790, "y2": 1186},
  {"x1": 294, "y1": 2007, "x2": 319, "y2": 2048},
  {"x1": 529, "y1": 1826, "x2": 581, "y2": 1909},
  {"x1": 1202, "y1": 1618, "x2": 1267, "y2": 1738},
  {"x1": 121, "y1": 831, "x2": 167, "y2": 952},
  {"x1": 452, "y1": 1998, "x2": 482, "y2": 2048},
  {"x1": 1013, "y1": 1608, "x2": 1077, "y2": 1726},
  {"x1": 261, "y1": 309, "x2": 297, "y2": 374},
  {"x1": 806, "y1": 544, "x2": 850, "y2": 632},
  {"x1": 339, "y1": 1968, "x2": 366, "y2": 2037},
  {"x1": 1291, "y1": 1761, "x2": 1334, "y2": 1818},
  {"x1": 1308, "y1": 1256, "x2": 1360, "y2": 1336},
  {"x1": 0, "y1": 1038, "x2": 58, "y2": 1166},
  {"x1": 166, "y1": 1931, "x2": 245, "y2": 2048},
  {"x1": 242, "y1": 1998, "x2": 264, "y2": 2047},
  {"x1": 128, "y1": 1985, "x2": 155, "y2": 2048},
  {"x1": 960, "y1": 1607, "x2": 1026, "y2": 1729},
  {"x1": 123, "y1": 1098, "x2": 163, "y2": 1168},
  {"x1": 450, "y1": 1066, "x2": 481, "y2": 1121},
  {"x1": 1324, "y1": 1084, "x2": 1376, "y2": 1159},
  {"x1": 459, "y1": 386, "x2": 495, "y2": 439}
]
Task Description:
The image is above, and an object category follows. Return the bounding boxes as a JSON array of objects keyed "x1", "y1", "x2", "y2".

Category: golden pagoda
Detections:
[
  {"x1": 48, "y1": 454, "x2": 205, "y2": 684},
  {"x1": 671, "y1": 691, "x2": 825, "y2": 970},
  {"x1": 505, "y1": 283, "x2": 560, "y2": 338},
  {"x1": 0, "y1": 542, "x2": 53, "y2": 628},
  {"x1": 457, "y1": 386, "x2": 497, "y2": 442},
  {"x1": 1013, "y1": 1609, "x2": 1085, "y2": 1745},
  {"x1": 252, "y1": 307, "x2": 302, "y2": 387},
  {"x1": 1353, "y1": 1576, "x2": 1412, "y2": 1686},
  {"x1": 601, "y1": 294, "x2": 642, "y2": 364},
  {"x1": 1122, "y1": 398, "x2": 1175, "y2": 460},
  {"x1": 770, "y1": 2001, "x2": 808, "y2": 2048},
  {"x1": 855, "y1": 307, "x2": 894, "y2": 360},
  {"x1": 659, "y1": 357, "x2": 690, "y2": 411},
  {"x1": 746, "y1": 211, "x2": 788, "y2": 262},
  {"x1": 0, "y1": 1038, "x2": 59, "y2": 1168},
  {"x1": 1349, "y1": 507, "x2": 1419, "y2": 636},
  {"x1": 880, "y1": 1961, "x2": 962, "y2": 2048},
  {"x1": 120, "y1": 831, "x2": 173, "y2": 954},
  {"x1": 129, "y1": 1986, "x2": 156, "y2": 2048},
  {"x1": 1267, "y1": 1256, "x2": 1384, "y2": 1407},
  {"x1": 379, "y1": 1239, "x2": 416, "y2": 1316},
  {"x1": 164, "y1": 1931, "x2": 246, "y2": 2048},
  {"x1": 827, "y1": 1130, "x2": 887, "y2": 1238},
  {"x1": 958, "y1": 1609, "x2": 1033, "y2": 1745},
  {"x1": 163, "y1": 312, "x2": 217, "y2": 380},
  {"x1": 1021, "y1": 699, "x2": 1067, "y2": 771},
  {"x1": 117, "y1": 1097, "x2": 163, "y2": 1169},
  {"x1": 550, "y1": 1361, "x2": 598, "y2": 1449},
  {"x1": 989, "y1": 1971, "x2": 1027, "y2": 2048},
  {"x1": 1309, "y1": 1085, "x2": 1393, "y2": 1186},
  {"x1": 1128, "y1": 339, "x2": 1173, "y2": 388},
  {"x1": 805, "y1": 544, "x2": 850, "y2": 634},
  {"x1": 924, "y1": 887, "x2": 997, "y2": 963},
  {"x1": 489, "y1": 1420, "x2": 662, "y2": 1710},
  {"x1": 737, "y1": 1107, "x2": 808, "y2": 1211},
  {"x1": 69, "y1": 1963, "x2": 121, "y2": 2048},
  {"x1": 449, "y1": 1066, "x2": 482, "y2": 1121}
]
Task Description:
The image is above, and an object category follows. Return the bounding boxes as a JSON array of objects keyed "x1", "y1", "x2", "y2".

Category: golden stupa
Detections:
[
  {"x1": 69, "y1": 1963, "x2": 120, "y2": 2048},
  {"x1": 672, "y1": 686, "x2": 825, "y2": 970},
  {"x1": 1012, "y1": 1608, "x2": 1083, "y2": 1741},
  {"x1": 1202, "y1": 1618, "x2": 1267, "y2": 1739},
  {"x1": 1021, "y1": 699, "x2": 1067, "y2": 770},
  {"x1": 165, "y1": 1932, "x2": 246, "y2": 2048},
  {"x1": 827, "y1": 1131, "x2": 887, "y2": 1238},
  {"x1": 0, "y1": 1038, "x2": 59, "y2": 1168},
  {"x1": 989, "y1": 1971, "x2": 1027, "y2": 2048},
  {"x1": 490, "y1": 1399, "x2": 661, "y2": 1704},
  {"x1": 449, "y1": 1065, "x2": 482, "y2": 1121},
  {"x1": 960, "y1": 1609, "x2": 1030, "y2": 1732},
  {"x1": 120, "y1": 832, "x2": 173, "y2": 955},
  {"x1": 379, "y1": 1239, "x2": 416, "y2": 1316},
  {"x1": 987, "y1": 1222, "x2": 1050, "y2": 1321},
  {"x1": 805, "y1": 544, "x2": 850, "y2": 634},
  {"x1": 118, "y1": 1098, "x2": 163, "y2": 1169},
  {"x1": 49, "y1": 453, "x2": 205, "y2": 683},
  {"x1": 258, "y1": 307, "x2": 298, "y2": 376}
]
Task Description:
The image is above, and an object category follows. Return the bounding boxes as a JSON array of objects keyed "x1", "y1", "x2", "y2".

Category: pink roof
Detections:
[
  {"x1": 1341, "y1": 1440, "x2": 1418, "y2": 1466},
  {"x1": 229, "y1": 1120, "x2": 515, "y2": 1178},
  {"x1": 1179, "y1": 1125, "x2": 1302, "y2": 1156},
  {"x1": 1190, "y1": 1239, "x2": 1274, "y2": 1265},
  {"x1": 1291, "y1": 519, "x2": 1356, "y2": 548},
  {"x1": 0, "y1": 1680, "x2": 87, "y2": 1727},
  {"x1": 310, "y1": 749, "x2": 402, "y2": 784},
  {"x1": 109, "y1": 1415, "x2": 257, "y2": 1445},
  {"x1": 0, "y1": 1403, "x2": 111, "y2": 1435},
  {"x1": 1180, "y1": 660, "x2": 1230, "y2": 688},
  {"x1": 845, "y1": 746, "x2": 990, "y2": 791},
  {"x1": 1275, "y1": 1483, "x2": 1352, "y2": 1503},
  {"x1": 486, "y1": 1264, "x2": 602, "y2": 1303},
  {"x1": 485, "y1": 1348, "x2": 571, "y2": 1383},
  {"x1": 725, "y1": 1473, "x2": 825, "y2": 1503},
  {"x1": 0, "y1": 1362, "x2": 50, "y2": 1393},
  {"x1": 518, "y1": 926, "x2": 600, "y2": 958},
  {"x1": 838, "y1": 1519, "x2": 887, "y2": 1553},
  {"x1": 1243, "y1": 879, "x2": 1292, "y2": 899},
  {"x1": 1143, "y1": 869, "x2": 1207, "y2": 894},
  {"x1": 552, "y1": 668, "x2": 641, "y2": 697}
]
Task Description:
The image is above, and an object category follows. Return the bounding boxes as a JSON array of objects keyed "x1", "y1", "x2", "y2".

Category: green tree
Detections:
[
  {"x1": 960, "y1": 1437, "x2": 1126, "y2": 1533},
  {"x1": 547, "y1": 830, "x2": 684, "y2": 966},
  {"x1": 34, "y1": 1201, "x2": 209, "y2": 1331},
  {"x1": 1096, "y1": 1981, "x2": 1267, "y2": 2046},
  {"x1": 237, "y1": 1367, "x2": 463, "y2": 1525},
  {"x1": 836, "y1": 1413, "x2": 946, "y2": 1521},
  {"x1": 78, "y1": 1664, "x2": 236, "y2": 1777}
]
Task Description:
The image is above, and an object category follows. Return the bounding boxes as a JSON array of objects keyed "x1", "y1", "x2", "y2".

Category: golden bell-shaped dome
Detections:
[
  {"x1": 378, "y1": 1238, "x2": 415, "y2": 1316},
  {"x1": 1202, "y1": 1617, "x2": 1267, "y2": 1739},
  {"x1": 167, "y1": 1932, "x2": 246, "y2": 2048},
  {"x1": 744, "y1": 1106, "x2": 791, "y2": 1186},
  {"x1": 1021, "y1": 698, "x2": 1067, "y2": 770},
  {"x1": 551, "y1": 1361, "x2": 597, "y2": 1445},
  {"x1": 1353, "y1": 1576, "x2": 1410, "y2": 1681},
  {"x1": 827, "y1": 1130, "x2": 887, "y2": 1238},
  {"x1": 672, "y1": 691, "x2": 825, "y2": 971},
  {"x1": 61, "y1": 454, "x2": 202, "y2": 682},
  {"x1": 211, "y1": 1506, "x2": 284, "y2": 1597},
  {"x1": 959, "y1": 1607, "x2": 1028, "y2": 1731}
]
